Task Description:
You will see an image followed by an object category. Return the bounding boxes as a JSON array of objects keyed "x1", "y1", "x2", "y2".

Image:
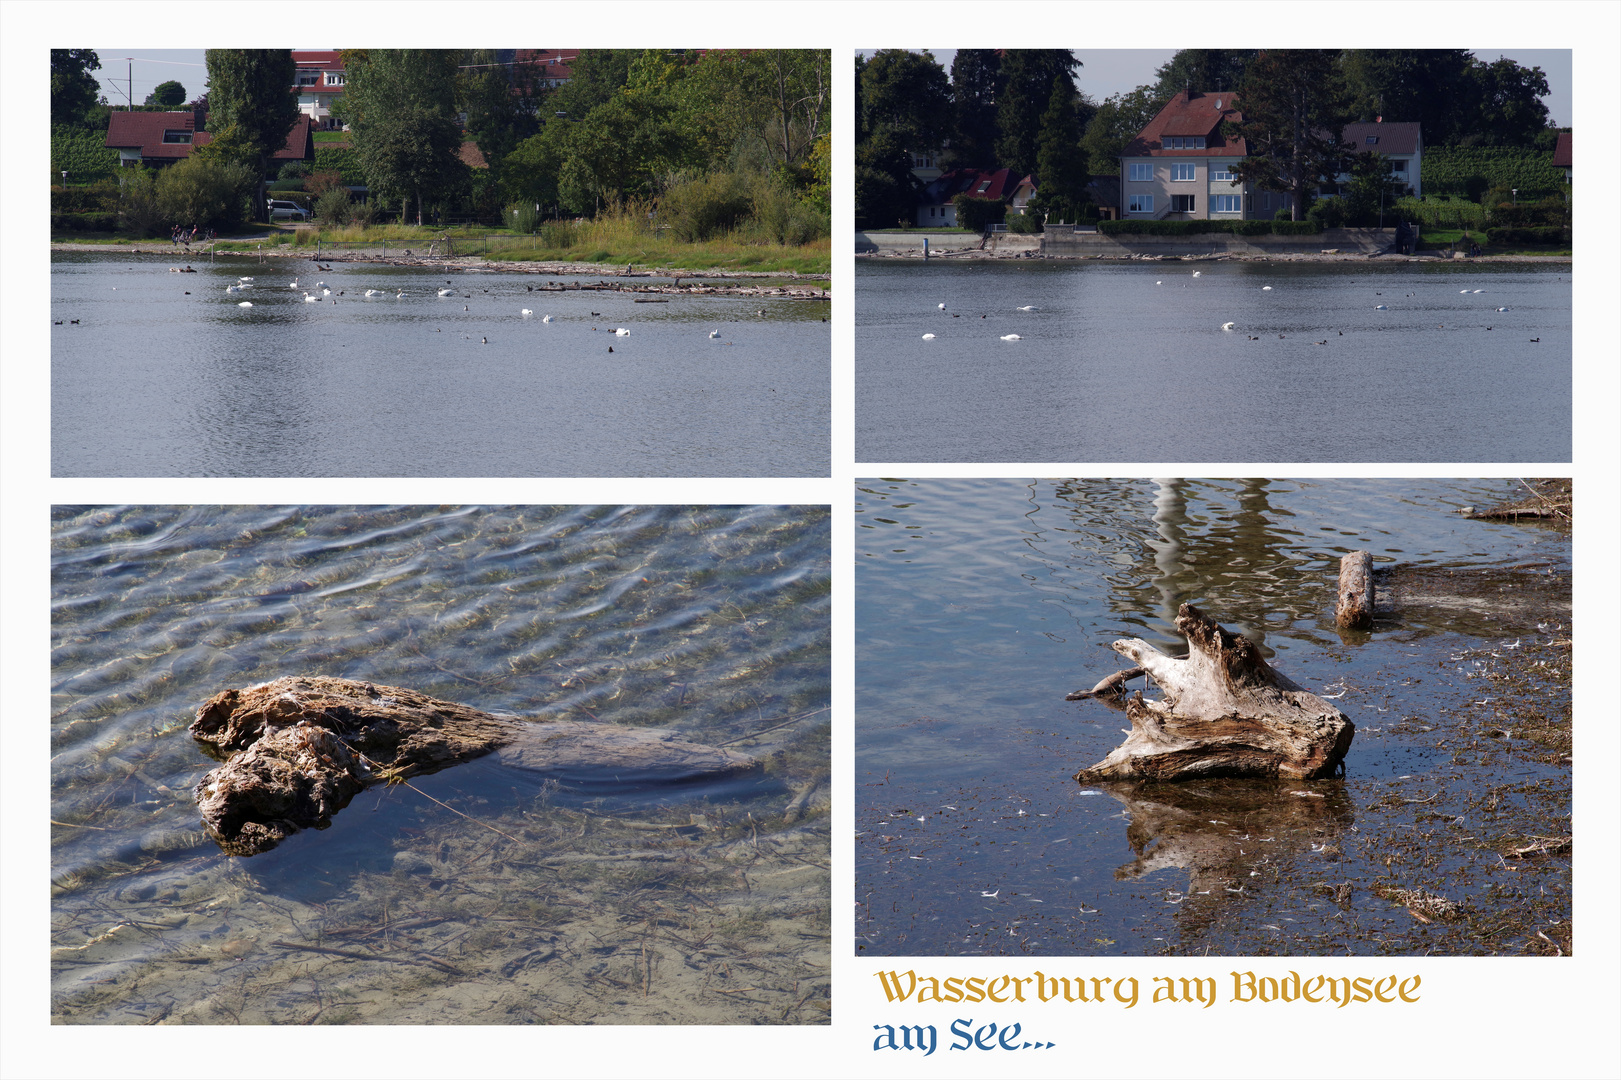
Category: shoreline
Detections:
[
  {"x1": 50, "y1": 243, "x2": 831, "y2": 297},
  {"x1": 855, "y1": 249, "x2": 1570, "y2": 265}
]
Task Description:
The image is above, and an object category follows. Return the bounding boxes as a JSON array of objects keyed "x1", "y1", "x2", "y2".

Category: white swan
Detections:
[
  {"x1": 1016, "y1": 305, "x2": 1037, "y2": 311},
  {"x1": 1192, "y1": 271, "x2": 1202, "y2": 277},
  {"x1": 238, "y1": 276, "x2": 254, "y2": 283},
  {"x1": 521, "y1": 309, "x2": 533, "y2": 316},
  {"x1": 1261, "y1": 286, "x2": 1273, "y2": 291},
  {"x1": 542, "y1": 315, "x2": 554, "y2": 323},
  {"x1": 921, "y1": 333, "x2": 935, "y2": 340},
  {"x1": 615, "y1": 328, "x2": 631, "y2": 336},
  {"x1": 938, "y1": 302, "x2": 946, "y2": 310},
  {"x1": 237, "y1": 301, "x2": 253, "y2": 308},
  {"x1": 226, "y1": 285, "x2": 240, "y2": 293},
  {"x1": 1155, "y1": 280, "x2": 1163, "y2": 285},
  {"x1": 1495, "y1": 306, "x2": 1509, "y2": 312},
  {"x1": 1221, "y1": 322, "x2": 1236, "y2": 331},
  {"x1": 289, "y1": 280, "x2": 300, "y2": 289},
  {"x1": 303, "y1": 293, "x2": 319, "y2": 303},
  {"x1": 1472, "y1": 289, "x2": 1485, "y2": 294},
  {"x1": 1375, "y1": 304, "x2": 1388, "y2": 310},
  {"x1": 1000, "y1": 333, "x2": 1021, "y2": 341},
  {"x1": 438, "y1": 288, "x2": 454, "y2": 297},
  {"x1": 365, "y1": 289, "x2": 384, "y2": 297},
  {"x1": 708, "y1": 329, "x2": 719, "y2": 338}
]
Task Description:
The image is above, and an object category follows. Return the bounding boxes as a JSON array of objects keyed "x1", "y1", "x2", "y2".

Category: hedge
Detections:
[
  {"x1": 1485, "y1": 225, "x2": 1570, "y2": 246},
  {"x1": 1097, "y1": 219, "x2": 1336, "y2": 237},
  {"x1": 51, "y1": 211, "x2": 119, "y2": 233}
]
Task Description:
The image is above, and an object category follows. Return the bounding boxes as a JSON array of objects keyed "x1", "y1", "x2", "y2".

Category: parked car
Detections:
[{"x1": 267, "y1": 200, "x2": 309, "y2": 223}]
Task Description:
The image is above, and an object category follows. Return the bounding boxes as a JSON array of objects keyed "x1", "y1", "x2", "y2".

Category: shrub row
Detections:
[
  {"x1": 51, "y1": 211, "x2": 119, "y2": 233},
  {"x1": 1098, "y1": 219, "x2": 1334, "y2": 237},
  {"x1": 1485, "y1": 225, "x2": 1570, "y2": 246}
]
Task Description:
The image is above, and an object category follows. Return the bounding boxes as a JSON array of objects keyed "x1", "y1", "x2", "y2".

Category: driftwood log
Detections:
[
  {"x1": 1335, "y1": 550, "x2": 1375, "y2": 630},
  {"x1": 1072, "y1": 605, "x2": 1354, "y2": 783},
  {"x1": 191, "y1": 676, "x2": 752, "y2": 856}
]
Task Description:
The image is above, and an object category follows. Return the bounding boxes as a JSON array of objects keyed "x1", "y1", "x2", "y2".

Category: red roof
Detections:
[
  {"x1": 920, "y1": 167, "x2": 1024, "y2": 205},
  {"x1": 105, "y1": 111, "x2": 313, "y2": 163},
  {"x1": 1342, "y1": 122, "x2": 1421, "y2": 155},
  {"x1": 1124, "y1": 90, "x2": 1247, "y2": 157},
  {"x1": 1552, "y1": 132, "x2": 1571, "y2": 168},
  {"x1": 458, "y1": 141, "x2": 489, "y2": 169},
  {"x1": 292, "y1": 50, "x2": 343, "y2": 67}
]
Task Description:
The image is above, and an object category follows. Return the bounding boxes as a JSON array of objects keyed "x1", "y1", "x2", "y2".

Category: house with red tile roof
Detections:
[
  {"x1": 1552, "y1": 132, "x2": 1571, "y2": 185},
  {"x1": 292, "y1": 50, "x2": 348, "y2": 130},
  {"x1": 1121, "y1": 90, "x2": 1425, "y2": 220},
  {"x1": 916, "y1": 167, "x2": 1030, "y2": 226},
  {"x1": 1119, "y1": 90, "x2": 1261, "y2": 220},
  {"x1": 1338, "y1": 121, "x2": 1423, "y2": 198},
  {"x1": 104, "y1": 109, "x2": 314, "y2": 170}
]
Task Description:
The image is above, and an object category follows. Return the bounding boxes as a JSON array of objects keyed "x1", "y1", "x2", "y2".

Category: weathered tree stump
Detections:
[
  {"x1": 192, "y1": 676, "x2": 752, "y2": 856},
  {"x1": 1336, "y1": 550, "x2": 1375, "y2": 630},
  {"x1": 1072, "y1": 605, "x2": 1354, "y2": 783}
]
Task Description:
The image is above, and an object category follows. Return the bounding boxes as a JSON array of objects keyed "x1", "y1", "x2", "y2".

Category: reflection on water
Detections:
[
  {"x1": 52, "y1": 253, "x2": 830, "y2": 476},
  {"x1": 856, "y1": 478, "x2": 1571, "y2": 956},
  {"x1": 52, "y1": 505, "x2": 830, "y2": 1024},
  {"x1": 856, "y1": 260, "x2": 1571, "y2": 462}
]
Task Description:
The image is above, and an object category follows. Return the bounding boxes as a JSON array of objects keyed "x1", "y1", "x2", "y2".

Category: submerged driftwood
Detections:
[
  {"x1": 1336, "y1": 550, "x2": 1375, "y2": 630},
  {"x1": 192, "y1": 676, "x2": 752, "y2": 856},
  {"x1": 1072, "y1": 605, "x2": 1354, "y2": 783}
]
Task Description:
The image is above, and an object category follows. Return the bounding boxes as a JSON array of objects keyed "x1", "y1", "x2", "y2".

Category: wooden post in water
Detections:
[{"x1": 1336, "y1": 550, "x2": 1375, "y2": 630}]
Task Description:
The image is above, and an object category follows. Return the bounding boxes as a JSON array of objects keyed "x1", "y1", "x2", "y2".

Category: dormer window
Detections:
[
  {"x1": 1365, "y1": 135, "x2": 1379, "y2": 145},
  {"x1": 325, "y1": 73, "x2": 344, "y2": 86},
  {"x1": 297, "y1": 73, "x2": 319, "y2": 86},
  {"x1": 1164, "y1": 136, "x2": 1207, "y2": 150},
  {"x1": 162, "y1": 129, "x2": 192, "y2": 144}
]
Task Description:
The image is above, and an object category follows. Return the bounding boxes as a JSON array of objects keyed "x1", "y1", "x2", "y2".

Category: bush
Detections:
[
  {"x1": 1005, "y1": 210, "x2": 1042, "y2": 234},
  {"x1": 1306, "y1": 196, "x2": 1347, "y2": 230},
  {"x1": 1270, "y1": 220, "x2": 1319, "y2": 235},
  {"x1": 157, "y1": 156, "x2": 256, "y2": 230},
  {"x1": 116, "y1": 170, "x2": 166, "y2": 237},
  {"x1": 315, "y1": 186, "x2": 353, "y2": 225},
  {"x1": 507, "y1": 202, "x2": 541, "y2": 234},
  {"x1": 748, "y1": 177, "x2": 828, "y2": 246},
  {"x1": 277, "y1": 160, "x2": 313, "y2": 180},
  {"x1": 660, "y1": 170, "x2": 754, "y2": 242},
  {"x1": 306, "y1": 170, "x2": 346, "y2": 197},
  {"x1": 313, "y1": 147, "x2": 366, "y2": 185},
  {"x1": 952, "y1": 193, "x2": 1005, "y2": 233}
]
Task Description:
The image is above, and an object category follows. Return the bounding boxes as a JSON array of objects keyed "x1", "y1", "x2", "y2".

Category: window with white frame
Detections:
[
  {"x1": 1210, "y1": 163, "x2": 1235, "y2": 182},
  {"x1": 1172, "y1": 163, "x2": 1197, "y2": 181},
  {"x1": 1171, "y1": 194, "x2": 1195, "y2": 213},
  {"x1": 1213, "y1": 194, "x2": 1241, "y2": 213},
  {"x1": 325, "y1": 73, "x2": 345, "y2": 85},
  {"x1": 1128, "y1": 194, "x2": 1154, "y2": 213},
  {"x1": 297, "y1": 73, "x2": 319, "y2": 86},
  {"x1": 1390, "y1": 159, "x2": 1408, "y2": 176},
  {"x1": 1128, "y1": 162, "x2": 1152, "y2": 182},
  {"x1": 1164, "y1": 136, "x2": 1207, "y2": 150}
]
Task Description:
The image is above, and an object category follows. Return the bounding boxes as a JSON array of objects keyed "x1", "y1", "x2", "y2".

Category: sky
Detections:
[{"x1": 856, "y1": 48, "x2": 1573, "y2": 128}]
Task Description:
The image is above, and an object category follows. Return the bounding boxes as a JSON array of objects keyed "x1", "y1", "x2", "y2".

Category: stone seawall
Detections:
[{"x1": 1041, "y1": 227, "x2": 1397, "y2": 257}]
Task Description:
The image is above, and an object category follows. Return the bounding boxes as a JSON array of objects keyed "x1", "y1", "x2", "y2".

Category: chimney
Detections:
[{"x1": 194, "y1": 103, "x2": 207, "y2": 132}]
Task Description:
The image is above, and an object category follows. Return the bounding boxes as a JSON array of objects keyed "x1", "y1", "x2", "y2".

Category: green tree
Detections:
[
  {"x1": 1152, "y1": 50, "x2": 1255, "y2": 98},
  {"x1": 145, "y1": 80, "x2": 187, "y2": 109},
  {"x1": 1340, "y1": 50, "x2": 1474, "y2": 142},
  {"x1": 342, "y1": 50, "x2": 468, "y2": 225},
  {"x1": 947, "y1": 49, "x2": 1003, "y2": 169},
  {"x1": 1467, "y1": 56, "x2": 1552, "y2": 146},
  {"x1": 1081, "y1": 86, "x2": 1166, "y2": 176},
  {"x1": 1032, "y1": 74, "x2": 1091, "y2": 223},
  {"x1": 499, "y1": 122, "x2": 571, "y2": 213},
  {"x1": 1231, "y1": 50, "x2": 1350, "y2": 221},
  {"x1": 855, "y1": 129, "x2": 920, "y2": 230},
  {"x1": 199, "y1": 49, "x2": 300, "y2": 219},
  {"x1": 461, "y1": 49, "x2": 538, "y2": 197},
  {"x1": 995, "y1": 50, "x2": 1081, "y2": 177},
  {"x1": 548, "y1": 50, "x2": 639, "y2": 121},
  {"x1": 859, "y1": 49, "x2": 952, "y2": 154},
  {"x1": 52, "y1": 49, "x2": 103, "y2": 128},
  {"x1": 1341, "y1": 151, "x2": 1405, "y2": 227}
]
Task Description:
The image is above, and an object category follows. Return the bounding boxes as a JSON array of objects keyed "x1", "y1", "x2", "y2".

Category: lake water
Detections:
[
  {"x1": 856, "y1": 260, "x2": 1571, "y2": 463},
  {"x1": 51, "y1": 504, "x2": 830, "y2": 1024},
  {"x1": 856, "y1": 478, "x2": 1571, "y2": 956},
  {"x1": 51, "y1": 253, "x2": 831, "y2": 477}
]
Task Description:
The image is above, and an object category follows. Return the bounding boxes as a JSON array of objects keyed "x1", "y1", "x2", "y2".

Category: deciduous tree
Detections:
[
  {"x1": 995, "y1": 50, "x2": 1081, "y2": 177},
  {"x1": 199, "y1": 49, "x2": 300, "y2": 219},
  {"x1": 52, "y1": 49, "x2": 103, "y2": 128},
  {"x1": 342, "y1": 50, "x2": 468, "y2": 225},
  {"x1": 145, "y1": 80, "x2": 187, "y2": 109}
]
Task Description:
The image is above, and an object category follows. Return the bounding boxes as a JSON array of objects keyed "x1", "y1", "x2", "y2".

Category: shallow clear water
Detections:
[
  {"x1": 51, "y1": 505, "x2": 830, "y2": 1024},
  {"x1": 856, "y1": 260, "x2": 1571, "y2": 462},
  {"x1": 855, "y1": 478, "x2": 1571, "y2": 956},
  {"x1": 52, "y1": 253, "x2": 831, "y2": 477}
]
